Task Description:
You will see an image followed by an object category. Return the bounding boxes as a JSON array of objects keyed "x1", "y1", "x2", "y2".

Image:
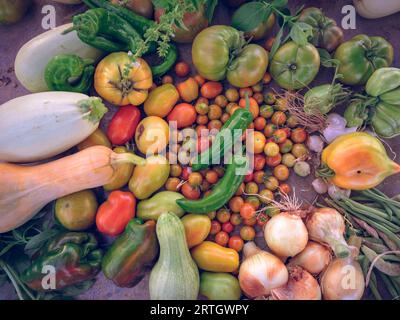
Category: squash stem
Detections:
[{"x1": 112, "y1": 152, "x2": 146, "y2": 166}]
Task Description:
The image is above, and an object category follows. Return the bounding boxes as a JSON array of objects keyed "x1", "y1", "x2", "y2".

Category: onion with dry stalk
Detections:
[
  {"x1": 238, "y1": 242, "x2": 288, "y2": 299},
  {"x1": 263, "y1": 192, "x2": 309, "y2": 259},
  {"x1": 321, "y1": 256, "x2": 365, "y2": 300},
  {"x1": 270, "y1": 266, "x2": 322, "y2": 300},
  {"x1": 288, "y1": 241, "x2": 332, "y2": 274},
  {"x1": 306, "y1": 207, "x2": 353, "y2": 258}
]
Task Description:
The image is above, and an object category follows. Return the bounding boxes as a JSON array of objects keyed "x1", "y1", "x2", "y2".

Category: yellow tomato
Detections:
[
  {"x1": 94, "y1": 52, "x2": 152, "y2": 106},
  {"x1": 135, "y1": 116, "x2": 170, "y2": 155},
  {"x1": 249, "y1": 131, "x2": 266, "y2": 154}
]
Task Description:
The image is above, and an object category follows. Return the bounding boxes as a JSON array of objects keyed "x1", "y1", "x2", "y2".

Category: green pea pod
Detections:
[
  {"x1": 192, "y1": 100, "x2": 253, "y2": 172},
  {"x1": 45, "y1": 54, "x2": 95, "y2": 93},
  {"x1": 102, "y1": 219, "x2": 159, "y2": 288},
  {"x1": 21, "y1": 232, "x2": 102, "y2": 291},
  {"x1": 177, "y1": 155, "x2": 248, "y2": 213},
  {"x1": 371, "y1": 102, "x2": 400, "y2": 138},
  {"x1": 344, "y1": 99, "x2": 369, "y2": 127},
  {"x1": 66, "y1": 8, "x2": 142, "y2": 53}
]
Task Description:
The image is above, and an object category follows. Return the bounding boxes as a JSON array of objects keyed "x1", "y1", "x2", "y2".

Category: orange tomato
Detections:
[
  {"x1": 254, "y1": 116, "x2": 267, "y2": 131},
  {"x1": 201, "y1": 81, "x2": 223, "y2": 99},
  {"x1": 175, "y1": 61, "x2": 190, "y2": 77},
  {"x1": 266, "y1": 153, "x2": 282, "y2": 167},
  {"x1": 271, "y1": 111, "x2": 287, "y2": 125},
  {"x1": 273, "y1": 164, "x2": 290, "y2": 181},
  {"x1": 181, "y1": 183, "x2": 201, "y2": 199},
  {"x1": 239, "y1": 97, "x2": 259, "y2": 118},
  {"x1": 215, "y1": 231, "x2": 230, "y2": 247},
  {"x1": 176, "y1": 77, "x2": 199, "y2": 102},
  {"x1": 249, "y1": 131, "x2": 266, "y2": 154},
  {"x1": 228, "y1": 236, "x2": 244, "y2": 252},
  {"x1": 229, "y1": 196, "x2": 244, "y2": 213},
  {"x1": 194, "y1": 74, "x2": 206, "y2": 86},
  {"x1": 167, "y1": 103, "x2": 197, "y2": 128},
  {"x1": 240, "y1": 203, "x2": 256, "y2": 219}
]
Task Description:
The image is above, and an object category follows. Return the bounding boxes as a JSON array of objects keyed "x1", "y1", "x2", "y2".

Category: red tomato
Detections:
[
  {"x1": 107, "y1": 105, "x2": 140, "y2": 145},
  {"x1": 215, "y1": 231, "x2": 229, "y2": 246},
  {"x1": 181, "y1": 166, "x2": 192, "y2": 180},
  {"x1": 167, "y1": 103, "x2": 197, "y2": 128},
  {"x1": 228, "y1": 236, "x2": 244, "y2": 252},
  {"x1": 240, "y1": 203, "x2": 256, "y2": 220},
  {"x1": 266, "y1": 153, "x2": 282, "y2": 167},
  {"x1": 253, "y1": 154, "x2": 266, "y2": 170},
  {"x1": 222, "y1": 221, "x2": 234, "y2": 233},
  {"x1": 175, "y1": 61, "x2": 190, "y2": 77},
  {"x1": 181, "y1": 183, "x2": 201, "y2": 199},
  {"x1": 291, "y1": 128, "x2": 308, "y2": 143},
  {"x1": 273, "y1": 129, "x2": 288, "y2": 144},
  {"x1": 244, "y1": 172, "x2": 254, "y2": 182},
  {"x1": 201, "y1": 81, "x2": 223, "y2": 99},
  {"x1": 96, "y1": 191, "x2": 136, "y2": 236},
  {"x1": 210, "y1": 220, "x2": 221, "y2": 235}
]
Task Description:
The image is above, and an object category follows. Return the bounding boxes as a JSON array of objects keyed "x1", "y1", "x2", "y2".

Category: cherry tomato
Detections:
[
  {"x1": 245, "y1": 195, "x2": 261, "y2": 210},
  {"x1": 201, "y1": 180, "x2": 211, "y2": 192},
  {"x1": 215, "y1": 95, "x2": 228, "y2": 107},
  {"x1": 240, "y1": 226, "x2": 256, "y2": 241},
  {"x1": 221, "y1": 112, "x2": 230, "y2": 123},
  {"x1": 286, "y1": 115, "x2": 299, "y2": 128},
  {"x1": 273, "y1": 128, "x2": 288, "y2": 143},
  {"x1": 107, "y1": 105, "x2": 140, "y2": 145},
  {"x1": 262, "y1": 72, "x2": 272, "y2": 85},
  {"x1": 243, "y1": 216, "x2": 257, "y2": 226},
  {"x1": 197, "y1": 114, "x2": 208, "y2": 125},
  {"x1": 259, "y1": 189, "x2": 274, "y2": 204},
  {"x1": 266, "y1": 153, "x2": 282, "y2": 167},
  {"x1": 282, "y1": 153, "x2": 296, "y2": 167},
  {"x1": 292, "y1": 143, "x2": 309, "y2": 158},
  {"x1": 213, "y1": 166, "x2": 225, "y2": 177},
  {"x1": 252, "y1": 92, "x2": 264, "y2": 105},
  {"x1": 264, "y1": 176, "x2": 279, "y2": 191},
  {"x1": 260, "y1": 105, "x2": 274, "y2": 119},
  {"x1": 207, "y1": 211, "x2": 216, "y2": 220},
  {"x1": 216, "y1": 208, "x2": 231, "y2": 223},
  {"x1": 228, "y1": 236, "x2": 244, "y2": 252},
  {"x1": 205, "y1": 170, "x2": 219, "y2": 184},
  {"x1": 195, "y1": 102, "x2": 209, "y2": 115},
  {"x1": 182, "y1": 166, "x2": 192, "y2": 180},
  {"x1": 235, "y1": 183, "x2": 245, "y2": 196},
  {"x1": 275, "y1": 98, "x2": 288, "y2": 111},
  {"x1": 254, "y1": 116, "x2": 267, "y2": 131},
  {"x1": 271, "y1": 111, "x2": 287, "y2": 125},
  {"x1": 245, "y1": 182, "x2": 259, "y2": 194},
  {"x1": 181, "y1": 183, "x2": 200, "y2": 199},
  {"x1": 210, "y1": 220, "x2": 221, "y2": 235},
  {"x1": 222, "y1": 221, "x2": 234, "y2": 233},
  {"x1": 168, "y1": 103, "x2": 197, "y2": 128},
  {"x1": 208, "y1": 104, "x2": 223, "y2": 120},
  {"x1": 196, "y1": 124, "x2": 208, "y2": 137},
  {"x1": 252, "y1": 155, "x2": 265, "y2": 172},
  {"x1": 240, "y1": 203, "x2": 256, "y2": 220},
  {"x1": 244, "y1": 172, "x2": 254, "y2": 183},
  {"x1": 230, "y1": 213, "x2": 242, "y2": 226},
  {"x1": 265, "y1": 37, "x2": 275, "y2": 51},
  {"x1": 253, "y1": 170, "x2": 265, "y2": 184},
  {"x1": 239, "y1": 87, "x2": 253, "y2": 98},
  {"x1": 201, "y1": 81, "x2": 223, "y2": 99},
  {"x1": 291, "y1": 128, "x2": 308, "y2": 143},
  {"x1": 279, "y1": 183, "x2": 292, "y2": 194},
  {"x1": 170, "y1": 164, "x2": 182, "y2": 177},
  {"x1": 252, "y1": 83, "x2": 263, "y2": 93},
  {"x1": 225, "y1": 88, "x2": 239, "y2": 102},
  {"x1": 188, "y1": 172, "x2": 203, "y2": 186},
  {"x1": 194, "y1": 74, "x2": 205, "y2": 86},
  {"x1": 264, "y1": 123, "x2": 277, "y2": 137},
  {"x1": 215, "y1": 231, "x2": 229, "y2": 246},
  {"x1": 257, "y1": 213, "x2": 269, "y2": 227},
  {"x1": 162, "y1": 75, "x2": 173, "y2": 84},
  {"x1": 273, "y1": 164, "x2": 290, "y2": 181},
  {"x1": 229, "y1": 196, "x2": 244, "y2": 212},
  {"x1": 96, "y1": 191, "x2": 135, "y2": 236},
  {"x1": 264, "y1": 142, "x2": 280, "y2": 157},
  {"x1": 208, "y1": 120, "x2": 223, "y2": 131},
  {"x1": 250, "y1": 131, "x2": 266, "y2": 154},
  {"x1": 279, "y1": 139, "x2": 293, "y2": 153},
  {"x1": 175, "y1": 61, "x2": 190, "y2": 77},
  {"x1": 165, "y1": 177, "x2": 181, "y2": 191},
  {"x1": 238, "y1": 97, "x2": 259, "y2": 119},
  {"x1": 176, "y1": 77, "x2": 199, "y2": 102}
]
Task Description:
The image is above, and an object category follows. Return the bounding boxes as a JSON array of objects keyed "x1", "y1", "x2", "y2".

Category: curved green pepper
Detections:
[
  {"x1": 67, "y1": 8, "x2": 143, "y2": 53},
  {"x1": 334, "y1": 35, "x2": 393, "y2": 86},
  {"x1": 45, "y1": 54, "x2": 95, "y2": 93},
  {"x1": 102, "y1": 219, "x2": 158, "y2": 288},
  {"x1": 371, "y1": 102, "x2": 400, "y2": 138},
  {"x1": 177, "y1": 155, "x2": 248, "y2": 213},
  {"x1": 21, "y1": 232, "x2": 102, "y2": 291},
  {"x1": 192, "y1": 100, "x2": 253, "y2": 171},
  {"x1": 298, "y1": 7, "x2": 344, "y2": 52},
  {"x1": 200, "y1": 272, "x2": 241, "y2": 300}
]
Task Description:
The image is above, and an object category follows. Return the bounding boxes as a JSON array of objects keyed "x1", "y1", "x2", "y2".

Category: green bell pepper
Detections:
[
  {"x1": 45, "y1": 54, "x2": 95, "y2": 93},
  {"x1": 334, "y1": 35, "x2": 394, "y2": 86},
  {"x1": 200, "y1": 272, "x2": 241, "y2": 300},
  {"x1": 102, "y1": 219, "x2": 158, "y2": 287},
  {"x1": 298, "y1": 7, "x2": 344, "y2": 52},
  {"x1": 21, "y1": 232, "x2": 102, "y2": 291},
  {"x1": 344, "y1": 99, "x2": 369, "y2": 128}
]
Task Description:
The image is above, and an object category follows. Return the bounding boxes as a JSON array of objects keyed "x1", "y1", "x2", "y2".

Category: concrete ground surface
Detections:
[{"x1": 0, "y1": 0, "x2": 399, "y2": 300}]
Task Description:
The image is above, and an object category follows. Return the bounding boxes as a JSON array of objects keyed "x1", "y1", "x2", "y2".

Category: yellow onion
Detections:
[
  {"x1": 264, "y1": 211, "x2": 308, "y2": 259},
  {"x1": 288, "y1": 241, "x2": 332, "y2": 274},
  {"x1": 321, "y1": 257, "x2": 365, "y2": 300},
  {"x1": 306, "y1": 208, "x2": 352, "y2": 258},
  {"x1": 238, "y1": 242, "x2": 288, "y2": 298},
  {"x1": 270, "y1": 266, "x2": 322, "y2": 300}
]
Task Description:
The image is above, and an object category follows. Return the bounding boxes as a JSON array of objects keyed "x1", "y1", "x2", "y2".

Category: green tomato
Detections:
[
  {"x1": 0, "y1": 0, "x2": 30, "y2": 25},
  {"x1": 200, "y1": 272, "x2": 241, "y2": 300},
  {"x1": 55, "y1": 190, "x2": 98, "y2": 231},
  {"x1": 270, "y1": 41, "x2": 320, "y2": 90},
  {"x1": 334, "y1": 35, "x2": 393, "y2": 86},
  {"x1": 192, "y1": 25, "x2": 269, "y2": 88}
]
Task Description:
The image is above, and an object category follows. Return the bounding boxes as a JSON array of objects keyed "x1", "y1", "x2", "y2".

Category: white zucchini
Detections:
[
  {"x1": 15, "y1": 23, "x2": 102, "y2": 93},
  {"x1": 353, "y1": 0, "x2": 400, "y2": 19},
  {"x1": 0, "y1": 92, "x2": 108, "y2": 163}
]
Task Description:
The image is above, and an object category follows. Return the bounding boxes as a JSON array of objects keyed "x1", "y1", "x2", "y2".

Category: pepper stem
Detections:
[{"x1": 111, "y1": 152, "x2": 146, "y2": 166}]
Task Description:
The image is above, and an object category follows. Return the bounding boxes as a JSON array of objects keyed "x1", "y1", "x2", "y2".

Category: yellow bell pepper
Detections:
[
  {"x1": 321, "y1": 132, "x2": 400, "y2": 190},
  {"x1": 94, "y1": 52, "x2": 153, "y2": 106},
  {"x1": 191, "y1": 241, "x2": 239, "y2": 272}
]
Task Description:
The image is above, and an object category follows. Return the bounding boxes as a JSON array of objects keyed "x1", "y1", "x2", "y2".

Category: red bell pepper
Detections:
[
  {"x1": 107, "y1": 105, "x2": 141, "y2": 145},
  {"x1": 96, "y1": 191, "x2": 136, "y2": 236}
]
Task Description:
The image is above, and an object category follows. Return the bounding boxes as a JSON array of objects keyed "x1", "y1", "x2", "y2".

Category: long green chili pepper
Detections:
[
  {"x1": 44, "y1": 54, "x2": 95, "y2": 93},
  {"x1": 380, "y1": 273, "x2": 399, "y2": 299},
  {"x1": 192, "y1": 97, "x2": 253, "y2": 171},
  {"x1": 65, "y1": 8, "x2": 143, "y2": 53},
  {"x1": 151, "y1": 45, "x2": 178, "y2": 77},
  {"x1": 177, "y1": 155, "x2": 249, "y2": 213}
]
